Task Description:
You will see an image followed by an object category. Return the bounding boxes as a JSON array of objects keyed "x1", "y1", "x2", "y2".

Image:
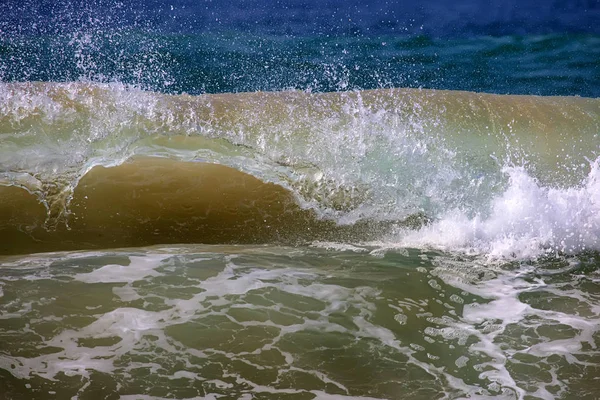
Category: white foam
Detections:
[
  {"x1": 79, "y1": 307, "x2": 164, "y2": 336},
  {"x1": 427, "y1": 257, "x2": 600, "y2": 399},
  {"x1": 74, "y1": 254, "x2": 170, "y2": 283},
  {"x1": 400, "y1": 158, "x2": 600, "y2": 260},
  {"x1": 112, "y1": 285, "x2": 142, "y2": 301},
  {"x1": 1, "y1": 307, "x2": 171, "y2": 382},
  {"x1": 310, "y1": 242, "x2": 369, "y2": 252}
]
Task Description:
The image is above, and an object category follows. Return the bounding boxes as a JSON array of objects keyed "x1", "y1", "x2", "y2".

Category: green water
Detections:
[{"x1": 1, "y1": 245, "x2": 598, "y2": 399}]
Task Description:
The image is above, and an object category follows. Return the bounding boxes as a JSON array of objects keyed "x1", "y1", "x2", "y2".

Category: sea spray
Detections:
[{"x1": 398, "y1": 158, "x2": 600, "y2": 259}]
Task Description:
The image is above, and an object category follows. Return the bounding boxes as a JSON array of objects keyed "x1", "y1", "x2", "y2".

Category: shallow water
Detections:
[{"x1": 1, "y1": 245, "x2": 599, "y2": 399}]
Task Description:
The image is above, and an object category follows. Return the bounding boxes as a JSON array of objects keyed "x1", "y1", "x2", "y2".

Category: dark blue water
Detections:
[{"x1": 0, "y1": 0, "x2": 599, "y2": 96}]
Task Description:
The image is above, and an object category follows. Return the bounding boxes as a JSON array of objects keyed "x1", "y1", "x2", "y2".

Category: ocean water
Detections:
[{"x1": 1, "y1": 2, "x2": 600, "y2": 399}]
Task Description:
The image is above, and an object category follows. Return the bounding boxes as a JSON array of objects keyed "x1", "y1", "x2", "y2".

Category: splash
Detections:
[{"x1": 399, "y1": 159, "x2": 600, "y2": 259}]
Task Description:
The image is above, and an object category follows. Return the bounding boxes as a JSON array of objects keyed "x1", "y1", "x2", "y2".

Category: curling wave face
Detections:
[{"x1": 1, "y1": 82, "x2": 599, "y2": 258}]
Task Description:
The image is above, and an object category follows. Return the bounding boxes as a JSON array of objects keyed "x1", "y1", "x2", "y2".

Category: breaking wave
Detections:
[{"x1": 1, "y1": 82, "x2": 599, "y2": 258}]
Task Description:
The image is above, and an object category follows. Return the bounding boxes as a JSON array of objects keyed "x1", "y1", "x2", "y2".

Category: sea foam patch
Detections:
[{"x1": 74, "y1": 254, "x2": 171, "y2": 283}]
